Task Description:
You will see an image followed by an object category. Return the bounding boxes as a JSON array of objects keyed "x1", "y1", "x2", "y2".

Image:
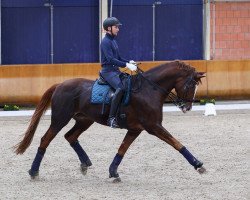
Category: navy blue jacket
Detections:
[{"x1": 100, "y1": 33, "x2": 129, "y2": 73}]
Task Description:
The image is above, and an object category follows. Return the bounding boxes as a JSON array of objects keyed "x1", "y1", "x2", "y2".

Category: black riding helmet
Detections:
[{"x1": 103, "y1": 17, "x2": 122, "y2": 31}]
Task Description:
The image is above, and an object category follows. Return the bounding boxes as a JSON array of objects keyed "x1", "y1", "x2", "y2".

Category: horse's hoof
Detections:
[
  {"x1": 80, "y1": 163, "x2": 88, "y2": 175},
  {"x1": 197, "y1": 166, "x2": 206, "y2": 174},
  {"x1": 112, "y1": 177, "x2": 121, "y2": 183},
  {"x1": 28, "y1": 169, "x2": 39, "y2": 180},
  {"x1": 109, "y1": 172, "x2": 121, "y2": 183},
  {"x1": 30, "y1": 175, "x2": 39, "y2": 180}
]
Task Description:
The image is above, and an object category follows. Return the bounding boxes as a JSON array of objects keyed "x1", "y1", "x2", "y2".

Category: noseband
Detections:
[{"x1": 135, "y1": 67, "x2": 198, "y2": 109}]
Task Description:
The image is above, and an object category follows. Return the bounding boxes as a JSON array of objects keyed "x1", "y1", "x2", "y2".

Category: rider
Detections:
[{"x1": 100, "y1": 17, "x2": 137, "y2": 128}]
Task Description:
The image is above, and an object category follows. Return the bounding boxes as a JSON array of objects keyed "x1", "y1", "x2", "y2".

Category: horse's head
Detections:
[
  {"x1": 174, "y1": 68, "x2": 206, "y2": 113},
  {"x1": 136, "y1": 61, "x2": 206, "y2": 113}
]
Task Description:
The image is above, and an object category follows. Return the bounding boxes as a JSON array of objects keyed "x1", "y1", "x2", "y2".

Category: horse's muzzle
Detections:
[{"x1": 181, "y1": 104, "x2": 192, "y2": 113}]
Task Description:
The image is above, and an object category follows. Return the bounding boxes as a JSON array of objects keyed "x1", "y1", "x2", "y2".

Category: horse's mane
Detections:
[
  {"x1": 175, "y1": 60, "x2": 195, "y2": 72},
  {"x1": 145, "y1": 60, "x2": 195, "y2": 75}
]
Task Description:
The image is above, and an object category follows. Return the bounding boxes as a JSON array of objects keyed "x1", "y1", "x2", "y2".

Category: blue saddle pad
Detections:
[{"x1": 91, "y1": 76, "x2": 131, "y2": 105}]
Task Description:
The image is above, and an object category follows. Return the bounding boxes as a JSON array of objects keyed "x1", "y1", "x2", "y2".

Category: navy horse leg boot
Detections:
[{"x1": 107, "y1": 88, "x2": 124, "y2": 128}]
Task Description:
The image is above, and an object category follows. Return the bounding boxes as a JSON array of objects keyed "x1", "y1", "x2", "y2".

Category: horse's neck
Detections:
[{"x1": 144, "y1": 64, "x2": 178, "y2": 94}]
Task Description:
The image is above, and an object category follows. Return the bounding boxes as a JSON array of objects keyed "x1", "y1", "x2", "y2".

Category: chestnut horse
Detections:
[{"x1": 14, "y1": 61, "x2": 206, "y2": 182}]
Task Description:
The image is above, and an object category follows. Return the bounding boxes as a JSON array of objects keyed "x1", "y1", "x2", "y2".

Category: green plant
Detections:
[
  {"x1": 200, "y1": 99, "x2": 215, "y2": 105},
  {"x1": 3, "y1": 104, "x2": 20, "y2": 111}
]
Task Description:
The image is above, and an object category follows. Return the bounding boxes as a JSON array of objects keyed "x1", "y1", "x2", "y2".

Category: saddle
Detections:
[{"x1": 91, "y1": 73, "x2": 131, "y2": 106}]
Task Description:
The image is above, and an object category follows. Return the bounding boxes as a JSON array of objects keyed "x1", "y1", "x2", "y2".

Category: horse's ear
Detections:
[{"x1": 196, "y1": 72, "x2": 206, "y2": 79}]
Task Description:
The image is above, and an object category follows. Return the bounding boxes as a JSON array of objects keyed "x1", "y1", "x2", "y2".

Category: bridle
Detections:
[
  {"x1": 169, "y1": 73, "x2": 198, "y2": 108},
  {"x1": 134, "y1": 66, "x2": 199, "y2": 109}
]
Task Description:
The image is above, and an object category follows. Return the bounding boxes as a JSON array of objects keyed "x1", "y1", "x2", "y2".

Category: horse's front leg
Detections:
[
  {"x1": 145, "y1": 124, "x2": 206, "y2": 173},
  {"x1": 109, "y1": 130, "x2": 141, "y2": 182}
]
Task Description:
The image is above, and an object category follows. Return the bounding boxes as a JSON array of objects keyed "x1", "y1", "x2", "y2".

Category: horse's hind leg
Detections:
[
  {"x1": 28, "y1": 123, "x2": 66, "y2": 178},
  {"x1": 29, "y1": 110, "x2": 73, "y2": 178},
  {"x1": 64, "y1": 119, "x2": 94, "y2": 175},
  {"x1": 109, "y1": 130, "x2": 141, "y2": 182}
]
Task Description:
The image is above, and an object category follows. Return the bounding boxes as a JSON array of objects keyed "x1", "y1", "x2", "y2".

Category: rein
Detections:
[
  {"x1": 136, "y1": 67, "x2": 169, "y2": 95},
  {"x1": 135, "y1": 66, "x2": 197, "y2": 108}
]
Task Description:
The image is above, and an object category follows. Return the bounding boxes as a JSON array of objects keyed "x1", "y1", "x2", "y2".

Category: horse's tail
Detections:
[{"x1": 14, "y1": 84, "x2": 59, "y2": 155}]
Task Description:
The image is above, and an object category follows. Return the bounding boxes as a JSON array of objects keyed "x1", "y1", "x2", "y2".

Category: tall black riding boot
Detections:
[{"x1": 107, "y1": 88, "x2": 124, "y2": 128}]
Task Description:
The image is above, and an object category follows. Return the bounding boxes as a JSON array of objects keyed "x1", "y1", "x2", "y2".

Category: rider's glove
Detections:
[
  {"x1": 126, "y1": 63, "x2": 137, "y2": 71},
  {"x1": 129, "y1": 60, "x2": 136, "y2": 64}
]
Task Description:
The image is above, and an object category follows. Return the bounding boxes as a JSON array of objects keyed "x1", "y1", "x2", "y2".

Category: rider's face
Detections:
[{"x1": 108, "y1": 25, "x2": 119, "y2": 36}]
